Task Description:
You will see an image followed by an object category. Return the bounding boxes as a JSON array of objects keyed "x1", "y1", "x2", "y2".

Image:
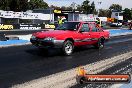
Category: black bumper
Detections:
[{"x1": 30, "y1": 38, "x2": 64, "y2": 48}]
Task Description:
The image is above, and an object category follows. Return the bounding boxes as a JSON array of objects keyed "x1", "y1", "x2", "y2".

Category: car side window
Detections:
[
  {"x1": 81, "y1": 24, "x2": 89, "y2": 32},
  {"x1": 90, "y1": 24, "x2": 99, "y2": 32}
]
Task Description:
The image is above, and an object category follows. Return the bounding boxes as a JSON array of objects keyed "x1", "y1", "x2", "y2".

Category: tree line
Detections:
[
  {"x1": 0, "y1": 0, "x2": 48, "y2": 11},
  {"x1": 0, "y1": 0, "x2": 131, "y2": 20}
]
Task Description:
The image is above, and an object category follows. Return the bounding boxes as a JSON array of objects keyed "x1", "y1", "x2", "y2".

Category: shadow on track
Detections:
[{"x1": 25, "y1": 45, "x2": 97, "y2": 57}]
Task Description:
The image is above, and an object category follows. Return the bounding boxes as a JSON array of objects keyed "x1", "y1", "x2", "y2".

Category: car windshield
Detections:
[{"x1": 55, "y1": 22, "x2": 80, "y2": 31}]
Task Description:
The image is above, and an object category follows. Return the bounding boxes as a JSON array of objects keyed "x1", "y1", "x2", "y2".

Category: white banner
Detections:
[
  {"x1": 79, "y1": 14, "x2": 96, "y2": 21},
  {"x1": 0, "y1": 10, "x2": 51, "y2": 20}
]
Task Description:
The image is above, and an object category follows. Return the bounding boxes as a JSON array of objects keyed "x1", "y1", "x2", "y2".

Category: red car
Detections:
[{"x1": 30, "y1": 22, "x2": 109, "y2": 55}]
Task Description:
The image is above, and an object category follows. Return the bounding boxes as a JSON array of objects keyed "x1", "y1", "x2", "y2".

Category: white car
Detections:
[{"x1": 110, "y1": 22, "x2": 122, "y2": 27}]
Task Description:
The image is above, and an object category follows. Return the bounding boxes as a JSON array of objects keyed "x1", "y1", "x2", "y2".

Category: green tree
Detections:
[
  {"x1": 90, "y1": 1, "x2": 96, "y2": 14},
  {"x1": 81, "y1": 0, "x2": 96, "y2": 14},
  {"x1": 0, "y1": 0, "x2": 10, "y2": 10},
  {"x1": 93, "y1": 9, "x2": 98, "y2": 15},
  {"x1": 61, "y1": 6, "x2": 67, "y2": 10},
  {"x1": 76, "y1": 5, "x2": 81, "y2": 11},
  {"x1": 66, "y1": 7, "x2": 72, "y2": 10},
  {"x1": 9, "y1": 0, "x2": 29, "y2": 11},
  {"x1": 61, "y1": 6, "x2": 72, "y2": 10},
  {"x1": 50, "y1": 5, "x2": 61, "y2": 10},
  {"x1": 99, "y1": 9, "x2": 111, "y2": 17},
  {"x1": 70, "y1": 2, "x2": 77, "y2": 10},
  {"x1": 28, "y1": 0, "x2": 49, "y2": 10},
  {"x1": 0, "y1": 0, "x2": 29, "y2": 11},
  {"x1": 19, "y1": 0, "x2": 29, "y2": 11},
  {"x1": 123, "y1": 8, "x2": 132, "y2": 20},
  {"x1": 109, "y1": 4, "x2": 122, "y2": 11},
  {"x1": 82, "y1": 0, "x2": 91, "y2": 14}
]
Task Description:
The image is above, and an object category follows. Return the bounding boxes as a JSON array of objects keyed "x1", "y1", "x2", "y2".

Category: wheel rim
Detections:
[{"x1": 65, "y1": 43, "x2": 73, "y2": 54}]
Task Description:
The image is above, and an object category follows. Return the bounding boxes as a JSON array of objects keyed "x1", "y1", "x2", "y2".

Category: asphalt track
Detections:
[{"x1": 0, "y1": 34, "x2": 132, "y2": 88}]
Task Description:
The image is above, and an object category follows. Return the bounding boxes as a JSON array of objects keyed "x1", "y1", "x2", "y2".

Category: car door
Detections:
[
  {"x1": 89, "y1": 23, "x2": 102, "y2": 44},
  {"x1": 74, "y1": 23, "x2": 92, "y2": 46}
]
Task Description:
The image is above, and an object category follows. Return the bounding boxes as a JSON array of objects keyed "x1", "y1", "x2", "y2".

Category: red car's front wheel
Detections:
[{"x1": 62, "y1": 40, "x2": 74, "y2": 56}]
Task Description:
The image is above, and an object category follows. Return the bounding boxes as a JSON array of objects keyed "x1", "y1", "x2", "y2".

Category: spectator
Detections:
[{"x1": 58, "y1": 16, "x2": 63, "y2": 26}]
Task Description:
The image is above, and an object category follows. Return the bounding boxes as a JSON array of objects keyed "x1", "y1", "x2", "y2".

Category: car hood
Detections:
[{"x1": 33, "y1": 30, "x2": 73, "y2": 38}]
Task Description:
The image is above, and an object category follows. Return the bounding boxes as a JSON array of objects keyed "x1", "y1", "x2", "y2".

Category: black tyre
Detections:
[
  {"x1": 94, "y1": 38, "x2": 104, "y2": 49},
  {"x1": 62, "y1": 40, "x2": 74, "y2": 55}
]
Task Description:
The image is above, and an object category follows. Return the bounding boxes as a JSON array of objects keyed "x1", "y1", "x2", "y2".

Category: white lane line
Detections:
[{"x1": 12, "y1": 51, "x2": 132, "y2": 88}]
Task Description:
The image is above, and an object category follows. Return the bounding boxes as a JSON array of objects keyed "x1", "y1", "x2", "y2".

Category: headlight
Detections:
[
  {"x1": 44, "y1": 37, "x2": 55, "y2": 41},
  {"x1": 31, "y1": 35, "x2": 36, "y2": 39}
]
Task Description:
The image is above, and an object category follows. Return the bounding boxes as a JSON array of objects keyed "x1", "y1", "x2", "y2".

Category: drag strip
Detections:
[
  {"x1": 0, "y1": 35, "x2": 132, "y2": 88},
  {"x1": 12, "y1": 51, "x2": 132, "y2": 88}
]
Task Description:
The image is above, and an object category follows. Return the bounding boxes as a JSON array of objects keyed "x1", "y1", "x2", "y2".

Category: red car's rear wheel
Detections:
[{"x1": 94, "y1": 38, "x2": 105, "y2": 49}]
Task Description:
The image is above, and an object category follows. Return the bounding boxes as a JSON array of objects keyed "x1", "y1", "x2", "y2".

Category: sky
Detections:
[{"x1": 44, "y1": 0, "x2": 132, "y2": 9}]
